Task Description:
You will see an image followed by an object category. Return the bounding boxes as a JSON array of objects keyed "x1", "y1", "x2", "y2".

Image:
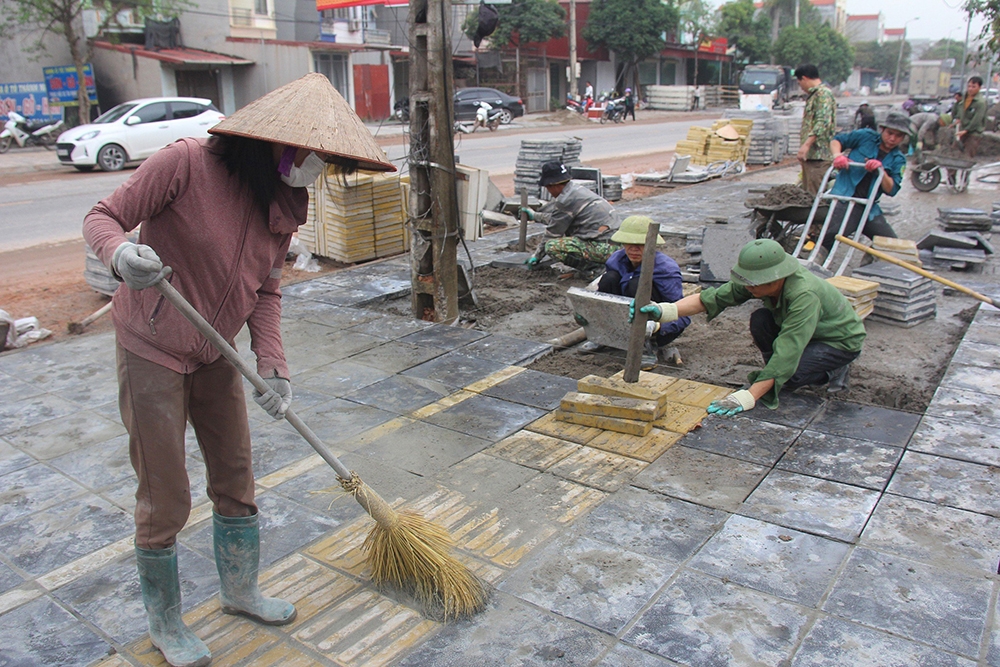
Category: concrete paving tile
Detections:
[
  {"x1": 50, "y1": 372, "x2": 119, "y2": 407},
  {"x1": 0, "y1": 560, "x2": 23, "y2": 595},
  {"x1": 323, "y1": 272, "x2": 411, "y2": 299},
  {"x1": 633, "y1": 446, "x2": 770, "y2": 512},
  {"x1": 244, "y1": 383, "x2": 339, "y2": 421},
  {"x1": 481, "y1": 369, "x2": 578, "y2": 410},
  {"x1": 652, "y1": 402, "x2": 707, "y2": 434},
  {"x1": 341, "y1": 312, "x2": 435, "y2": 340},
  {"x1": 289, "y1": 398, "x2": 396, "y2": 450},
  {"x1": 0, "y1": 371, "x2": 45, "y2": 403},
  {"x1": 909, "y1": 416, "x2": 1000, "y2": 466},
  {"x1": 500, "y1": 534, "x2": 676, "y2": 634},
  {"x1": 281, "y1": 281, "x2": 384, "y2": 307},
  {"x1": 623, "y1": 569, "x2": 810, "y2": 666},
  {"x1": 548, "y1": 447, "x2": 647, "y2": 492},
  {"x1": 823, "y1": 547, "x2": 991, "y2": 657},
  {"x1": 925, "y1": 387, "x2": 1000, "y2": 428},
  {"x1": 587, "y1": 428, "x2": 682, "y2": 462},
  {"x1": 0, "y1": 495, "x2": 132, "y2": 577},
  {"x1": 47, "y1": 434, "x2": 132, "y2": 492},
  {"x1": 0, "y1": 463, "x2": 87, "y2": 526},
  {"x1": 0, "y1": 436, "x2": 34, "y2": 478},
  {"x1": 751, "y1": 393, "x2": 825, "y2": 429},
  {"x1": 343, "y1": 374, "x2": 453, "y2": 415},
  {"x1": 424, "y1": 394, "x2": 546, "y2": 442},
  {"x1": 689, "y1": 515, "x2": 850, "y2": 607},
  {"x1": 268, "y1": 458, "x2": 378, "y2": 519},
  {"x1": 0, "y1": 393, "x2": 80, "y2": 436},
  {"x1": 398, "y1": 323, "x2": 488, "y2": 349},
  {"x1": 951, "y1": 340, "x2": 1000, "y2": 369},
  {"x1": 496, "y1": 474, "x2": 608, "y2": 528},
  {"x1": 247, "y1": 422, "x2": 318, "y2": 479},
  {"x1": 808, "y1": 400, "x2": 920, "y2": 446},
  {"x1": 89, "y1": 400, "x2": 122, "y2": 424},
  {"x1": 435, "y1": 451, "x2": 539, "y2": 503},
  {"x1": 860, "y1": 494, "x2": 1000, "y2": 576},
  {"x1": 577, "y1": 486, "x2": 728, "y2": 563},
  {"x1": 483, "y1": 430, "x2": 581, "y2": 471},
  {"x1": 346, "y1": 340, "x2": 448, "y2": 374},
  {"x1": 400, "y1": 350, "x2": 507, "y2": 389},
  {"x1": 887, "y1": 451, "x2": 1000, "y2": 517},
  {"x1": 457, "y1": 334, "x2": 553, "y2": 366},
  {"x1": 679, "y1": 416, "x2": 800, "y2": 466},
  {"x1": 777, "y1": 430, "x2": 903, "y2": 491},
  {"x1": 4, "y1": 411, "x2": 126, "y2": 461},
  {"x1": 595, "y1": 643, "x2": 681, "y2": 666},
  {"x1": 395, "y1": 591, "x2": 611, "y2": 667},
  {"x1": 281, "y1": 298, "x2": 382, "y2": 330},
  {"x1": 741, "y1": 470, "x2": 880, "y2": 542},
  {"x1": 941, "y1": 364, "x2": 1000, "y2": 396},
  {"x1": 525, "y1": 412, "x2": 603, "y2": 444},
  {"x1": 660, "y1": 378, "x2": 732, "y2": 408},
  {"x1": 97, "y1": 476, "x2": 140, "y2": 514},
  {"x1": 0, "y1": 595, "x2": 110, "y2": 667},
  {"x1": 792, "y1": 616, "x2": 976, "y2": 667},
  {"x1": 356, "y1": 420, "x2": 492, "y2": 477}
]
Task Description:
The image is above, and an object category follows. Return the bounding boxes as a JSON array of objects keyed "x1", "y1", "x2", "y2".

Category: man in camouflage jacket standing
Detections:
[{"x1": 796, "y1": 64, "x2": 837, "y2": 196}]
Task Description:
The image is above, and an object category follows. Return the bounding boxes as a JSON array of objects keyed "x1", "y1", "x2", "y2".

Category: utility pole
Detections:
[
  {"x1": 893, "y1": 17, "x2": 918, "y2": 96},
  {"x1": 408, "y1": 0, "x2": 460, "y2": 323},
  {"x1": 794, "y1": 0, "x2": 799, "y2": 29},
  {"x1": 569, "y1": 0, "x2": 578, "y2": 100},
  {"x1": 960, "y1": 9, "x2": 972, "y2": 83}
]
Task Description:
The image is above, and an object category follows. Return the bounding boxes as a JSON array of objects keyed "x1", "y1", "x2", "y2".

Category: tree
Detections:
[
  {"x1": 716, "y1": 0, "x2": 771, "y2": 65},
  {"x1": 583, "y1": 0, "x2": 680, "y2": 92},
  {"x1": 773, "y1": 22, "x2": 853, "y2": 84},
  {"x1": 921, "y1": 39, "x2": 966, "y2": 62},
  {"x1": 853, "y1": 40, "x2": 911, "y2": 79},
  {"x1": 966, "y1": 0, "x2": 1000, "y2": 53},
  {"x1": 762, "y1": 0, "x2": 822, "y2": 58},
  {"x1": 0, "y1": 0, "x2": 189, "y2": 122},
  {"x1": 678, "y1": 0, "x2": 715, "y2": 84}
]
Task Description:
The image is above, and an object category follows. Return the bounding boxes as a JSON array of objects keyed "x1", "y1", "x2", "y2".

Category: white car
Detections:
[
  {"x1": 55, "y1": 97, "x2": 224, "y2": 172},
  {"x1": 874, "y1": 81, "x2": 892, "y2": 95}
]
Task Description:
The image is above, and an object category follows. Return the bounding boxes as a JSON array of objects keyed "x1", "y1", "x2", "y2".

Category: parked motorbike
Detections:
[
  {"x1": 565, "y1": 95, "x2": 587, "y2": 115},
  {"x1": 600, "y1": 97, "x2": 625, "y2": 124},
  {"x1": 0, "y1": 111, "x2": 63, "y2": 153},
  {"x1": 393, "y1": 97, "x2": 410, "y2": 123}
]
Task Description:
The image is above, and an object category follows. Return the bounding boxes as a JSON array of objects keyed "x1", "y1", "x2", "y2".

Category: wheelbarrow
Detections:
[
  {"x1": 910, "y1": 154, "x2": 975, "y2": 193},
  {"x1": 746, "y1": 200, "x2": 830, "y2": 252}
]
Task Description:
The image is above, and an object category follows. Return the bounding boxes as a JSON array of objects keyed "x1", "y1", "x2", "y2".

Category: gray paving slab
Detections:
[
  {"x1": 280, "y1": 298, "x2": 380, "y2": 331},
  {"x1": 0, "y1": 436, "x2": 35, "y2": 478},
  {"x1": 0, "y1": 560, "x2": 24, "y2": 595},
  {"x1": 500, "y1": 534, "x2": 676, "y2": 634},
  {"x1": 0, "y1": 393, "x2": 81, "y2": 436},
  {"x1": 887, "y1": 450, "x2": 1000, "y2": 517},
  {"x1": 960, "y1": 321, "x2": 1000, "y2": 345},
  {"x1": 247, "y1": 423, "x2": 318, "y2": 479},
  {"x1": 395, "y1": 591, "x2": 611, "y2": 667},
  {"x1": 295, "y1": 360, "x2": 394, "y2": 398},
  {"x1": 595, "y1": 644, "x2": 681, "y2": 667},
  {"x1": 90, "y1": 399, "x2": 123, "y2": 424},
  {"x1": 623, "y1": 569, "x2": 810, "y2": 666},
  {"x1": 823, "y1": 547, "x2": 992, "y2": 658},
  {"x1": 321, "y1": 272, "x2": 411, "y2": 301},
  {"x1": 435, "y1": 451, "x2": 539, "y2": 504},
  {"x1": 941, "y1": 364, "x2": 1000, "y2": 396},
  {"x1": 343, "y1": 374, "x2": 453, "y2": 414},
  {"x1": 680, "y1": 416, "x2": 800, "y2": 466},
  {"x1": 340, "y1": 312, "x2": 435, "y2": 340},
  {"x1": 576, "y1": 486, "x2": 728, "y2": 563},
  {"x1": 481, "y1": 369, "x2": 578, "y2": 410},
  {"x1": 689, "y1": 515, "x2": 850, "y2": 607},
  {"x1": 750, "y1": 392, "x2": 825, "y2": 429},
  {"x1": 792, "y1": 615, "x2": 976, "y2": 667},
  {"x1": 925, "y1": 386, "x2": 1000, "y2": 428},
  {"x1": 860, "y1": 493, "x2": 1000, "y2": 576},
  {"x1": 401, "y1": 350, "x2": 507, "y2": 388},
  {"x1": 807, "y1": 400, "x2": 921, "y2": 446},
  {"x1": 346, "y1": 340, "x2": 448, "y2": 374},
  {"x1": 424, "y1": 394, "x2": 547, "y2": 442},
  {"x1": 777, "y1": 430, "x2": 903, "y2": 490},
  {"x1": 0, "y1": 370, "x2": 45, "y2": 403},
  {"x1": 740, "y1": 470, "x2": 881, "y2": 542},
  {"x1": 285, "y1": 398, "x2": 396, "y2": 451},
  {"x1": 951, "y1": 340, "x2": 1000, "y2": 369},
  {"x1": 398, "y1": 324, "x2": 488, "y2": 349},
  {"x1": 0, "y1": 463, "x2": 87, "y2": 525},
  {"x1": 633, "y1": 446, "x2": 770, "y2": 512},
  {"x1": 457, "y1": 334, "x2": 553, "y2": 366},
  {"x1": 0, "y1": 494, "x2": 132, "y2": 576},
  {"x1": 355, "y1": 420, "x2": 492, "y2": 477},
  {"x1": 0, "y1": 596, "x2": 110, "y2": 667},
  {"x1": 279, "y1": 279, "x2": 386, "y2": 307},
  {"x1": 908, "y1": 415, "x2": 1000, "y2": 466},
  {"x1": 3, "y1": 411, "x2": 126, "y2": 461}
]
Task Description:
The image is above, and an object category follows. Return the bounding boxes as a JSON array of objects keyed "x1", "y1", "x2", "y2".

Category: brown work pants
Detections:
[
  {"x1": 801, "y1": 160, "x2": 833, "y2": 197},
  {"x1": 963, "y1": 133, "x2": 981, "y2": 158},
  {"x1": 118, "y1": 342, "x2": 256, "y2": 550}
]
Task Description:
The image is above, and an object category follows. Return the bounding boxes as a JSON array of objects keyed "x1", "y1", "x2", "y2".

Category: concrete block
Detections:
[
  {"x1": 555, "y1": 409, "x2": 653, "y2": 436},
  {"x1": 700, "y1": 223, "x2": 754, "y2": 283},
  {"x1": 560, "y1": 392, "x2": 661, "y2": 421},
  {"x1": 916, "y1": 230, "x2": 978, "y2": 250},
  {"x1": 826, "y1": 275, "x2": 879, "y2": 298},
  {"x1": 609, "y1": 370, "x2": 680, "y2": 394},
  {"x1": 576, "y1": 374, "x2": 672, "y2": 407},
  {"x1": 566, "y1": 287, "x2": 632, "y2": 350}
]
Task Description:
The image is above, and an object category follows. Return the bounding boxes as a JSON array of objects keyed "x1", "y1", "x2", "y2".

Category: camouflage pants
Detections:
[{"x1": 543, "y1": 237, "x2": 618, "y2": 268}]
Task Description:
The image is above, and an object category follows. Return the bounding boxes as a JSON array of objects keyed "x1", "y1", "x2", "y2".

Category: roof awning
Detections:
[{"x1": 94, "y1": 42, "x2": 254, "y2": 66}]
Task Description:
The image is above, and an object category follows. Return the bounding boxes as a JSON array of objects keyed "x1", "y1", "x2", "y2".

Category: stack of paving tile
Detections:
[
  {"x1": 992, "y1": 202, "x2": 1000, "y2": 227},
  {"x1": 826, "y1": 275, "x2": 878, "y2": 319},
  {"x1": 724, "y1": 110, "x2": 786, "y2": 165},
  {"x1": 916, "y1": 229, "x2": 994, "y2": 270},
  {"x1": 774, "y1": 107, "x2": 803, "y2": 155},
  {"x1": 853, "y1": 261, "x2": 937, "y2": 327},
  {"x1": 601, "y1": 175, "x2": 622, "y2": 201},
  {"x1": 675, "y1": 126, "x2": 711, "y2": 162},
  {"x1": 513, "y1": 138, "x2": 584, "y2": 198},
  {"x1": 871, "y1": 236, "x2": 921, "y2": 267},
  {"x1": 938, "y1": 208, "x2": 993, "y2": 232}
]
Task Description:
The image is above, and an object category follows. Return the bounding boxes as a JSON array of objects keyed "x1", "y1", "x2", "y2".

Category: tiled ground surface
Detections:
[{"x1": 3, "y1": 221, "x2": 1000, "y2": 666}]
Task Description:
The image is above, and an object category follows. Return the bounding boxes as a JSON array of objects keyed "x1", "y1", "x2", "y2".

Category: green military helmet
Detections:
[
  {"x1": 730, "y1": 239, "x2": 800, "y2": 287},
  {"x1": 611, "y1": 215, "x2": 665, "y2": 245}
]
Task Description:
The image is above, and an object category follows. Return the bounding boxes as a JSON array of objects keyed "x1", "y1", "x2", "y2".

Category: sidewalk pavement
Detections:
[{"x1": 4, "y1": 188, "x2": 1000, "y2": 666}]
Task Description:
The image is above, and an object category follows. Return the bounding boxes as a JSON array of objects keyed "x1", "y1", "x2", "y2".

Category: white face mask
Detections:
[{"x1": 281, "y1": 151, "x2": 325, "y2": 187}]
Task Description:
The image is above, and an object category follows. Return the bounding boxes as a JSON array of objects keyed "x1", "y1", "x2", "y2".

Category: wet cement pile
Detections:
[
  {"x1": 931, "y1": 126, "x2": 1000, "y2": 160},
  {"x1": 745, "y1": 184, "x2": 815, "y2": 210}
]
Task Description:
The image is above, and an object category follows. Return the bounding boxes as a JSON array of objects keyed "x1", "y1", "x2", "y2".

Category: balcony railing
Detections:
[{"x1": 231, "y1": 7, "x2": 252, "y2": 26}]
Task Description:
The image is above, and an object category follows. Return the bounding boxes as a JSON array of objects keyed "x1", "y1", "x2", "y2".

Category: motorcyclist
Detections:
[
  {"x1": 623, "y1": 88, "x2": 636, "y2": 121},
  {"x1": 473, "y1": 100, "x2": 493, "y2": 132}
]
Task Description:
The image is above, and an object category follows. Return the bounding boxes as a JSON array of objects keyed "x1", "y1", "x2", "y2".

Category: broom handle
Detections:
[
  {"x1": 834, "y1": 235, "x2": 998, "y2": 307},
  {"x1": 154, "y1": 277, "x2": 353, "y2": 481}
]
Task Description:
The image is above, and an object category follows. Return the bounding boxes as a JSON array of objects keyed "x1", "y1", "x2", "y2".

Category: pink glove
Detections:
[
  {"x1": 865, "y1": 159, "x2": 883, "y2": 172},
  {"x1": 832, "y1": 154, "x2": 849, "y2": 170}
]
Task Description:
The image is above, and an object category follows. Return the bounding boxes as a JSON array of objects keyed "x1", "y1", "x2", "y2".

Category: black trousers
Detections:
[
  {"x1": 821, "y1": 200, "x2": 896, "y2": 250},
  {"x1": 749, "y1": 309, "x2": 859, "y2": 390},
  {"x1": 599, "y1": 270, "x2": 681, "y2": 346}
]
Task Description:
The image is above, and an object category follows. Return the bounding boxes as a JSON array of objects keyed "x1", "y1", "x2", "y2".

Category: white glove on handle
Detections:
[
  {"x1": 253, "y1": 372, "x2": 292, "y2": 420},
  {"x1": 113, "y1": 242, "x2": 169, "y2": 290},
  {"x1": 707, "y1": 389, "x2": 755, "y2": 417}
]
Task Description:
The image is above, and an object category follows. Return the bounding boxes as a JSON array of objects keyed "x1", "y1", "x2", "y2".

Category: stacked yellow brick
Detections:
[
  {"x1": 676, "y1": 121, "x2": 753, "y2": 166},
  {"x1": 826, "y1": 275, "x2": 879, "y2": 319},
  {"x1": 675, "y1": 126, "x2": 711, "y2": 164}
]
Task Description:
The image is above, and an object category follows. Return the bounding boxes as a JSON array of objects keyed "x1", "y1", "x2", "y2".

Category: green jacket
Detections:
[
  {"x1": 957, "y1": 93, "x2": 988, "y2": 135},
  {"x1": 801, "y1": 84, "x2": 837, "y2": 161},
  {"x1": 699, "y1": 265, "x2": 866, "y2": 409}
]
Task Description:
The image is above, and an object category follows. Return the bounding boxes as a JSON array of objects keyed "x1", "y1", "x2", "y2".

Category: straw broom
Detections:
[{"x1": 154, "y1": 277, "x2": 487, "y2": 619}]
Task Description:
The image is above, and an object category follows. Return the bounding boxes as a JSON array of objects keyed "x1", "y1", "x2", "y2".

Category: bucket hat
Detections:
[
  {"x1": 879, "y1": 111, "x2": 912, "y2": 136},
  {"x1": 730, "y1": 239, "x2": 799, "y2": 286},
  {"x1": 611, "y1": 215, "x2": 665, "y2": 245},
  {"x1": 209, "y1": 73, "x2": 395, "y2": 172},
  {"x1": 539, "y1": 161, "x2": 571, "y2": 186}
]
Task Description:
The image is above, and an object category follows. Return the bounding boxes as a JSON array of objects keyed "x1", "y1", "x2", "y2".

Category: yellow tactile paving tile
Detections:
[
  {"x1": 547, "y1": 447, "x2": 647, "y2": 492},
  {"x1": 463, "y1": 366, "x2": 526, "y2": 393},
  {"x1": 609, "y1": 369, "x2": 679, "y2": 394},
  {"x1": 451, "y1": 507, "x2": 560, "y2": 568},
  {"x1": 577, "y1": 374, "x2": 669, "y2": 406},
  {"x1": 256, "y1": 454, "x2": 325, "y2": 488},
  {"x1": 653, "y1": 401, "x2": 708, "y2": 434},
  {"x1": 89, "y1": 657, "x2": 131, "y2": 667},
  {"x1": 292, "y1": 589, "x2": 439, "y2": 667},
  {"x1": 483, "y1": 430, "x2": 581, "y2": 470},
  {"x1": 551, "y1": 481, "x2": 607, "y2": 524},
  {"x1": 587, "y1": 428, "x2": 682, "y2": 462},
  {"x1": 408, "y1": 390, "x2": 476, "y2": 419},
  {"x1": 525, "y1": 412, "x2": 603, "y2": 444},
  {"x1": 306, "y1": 518, "x2": 372, "y2": 577},
  {"x1": 660, "y1": 378, "x2": 732, "y2": 408},
  {"x1": 258, "y1": 554, "x2": 362, "y2": 629},
  {"x1": 554, "y1": 409, "x2": 652, "y2": 436}
]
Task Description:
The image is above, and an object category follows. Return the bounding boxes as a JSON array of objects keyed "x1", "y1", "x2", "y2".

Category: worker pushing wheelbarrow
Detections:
[{"x1": 910, "y1": 153, "x2": 976, "y2": 193}]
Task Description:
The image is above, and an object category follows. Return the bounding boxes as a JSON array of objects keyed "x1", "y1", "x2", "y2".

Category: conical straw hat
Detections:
[
  {"x1": 715, "y1": 124, "x2": 741, "y2": 141},
  {"x1": 209, "y1": 72, "x2": 395, "y2": 172}
]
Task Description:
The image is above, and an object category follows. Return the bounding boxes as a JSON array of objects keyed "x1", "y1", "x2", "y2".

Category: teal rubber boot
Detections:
[
  {"x1": 134, "y1": 546, "x2": 211, "y2": 667},
  {"x1": 213, "y1": 512, "x2": 296, "y2": 625}
]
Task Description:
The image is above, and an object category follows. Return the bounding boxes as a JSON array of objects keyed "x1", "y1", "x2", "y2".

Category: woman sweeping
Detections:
[{"x1": 83, "y1": 74, "x2": 393, "y2": 667}]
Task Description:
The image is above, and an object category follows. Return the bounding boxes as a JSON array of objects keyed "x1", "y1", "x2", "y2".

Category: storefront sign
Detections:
[
  {"x1": 43, "y1": 64, "x2": 98, "y2": 107},
  {"x1": 0, "y1": 81, "x2": 63, "y2": 122}
]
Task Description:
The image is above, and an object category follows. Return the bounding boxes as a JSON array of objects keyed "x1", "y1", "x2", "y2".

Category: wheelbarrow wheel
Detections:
[{"x1": 911, "y1": 166, "x2": 940, "y2": 192}]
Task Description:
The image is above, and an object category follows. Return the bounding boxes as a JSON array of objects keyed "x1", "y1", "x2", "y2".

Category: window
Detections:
[
  {"x1": 132, "y1": 102, "x2": 169, "y2": 124},
  {"x1": 169, "y1": 102, "x2": 206, "y2": 119},
  {"x1": 254, "y1": 0, "x2": 267, "y2": 15},
  {"x1": 314, "y1": 52, "x2": 349, "y2": 99}
]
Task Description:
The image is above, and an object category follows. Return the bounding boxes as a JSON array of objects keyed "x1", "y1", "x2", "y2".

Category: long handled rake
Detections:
[{"x1": 154, "y1": 276, "x2": 487, "y2": 619}]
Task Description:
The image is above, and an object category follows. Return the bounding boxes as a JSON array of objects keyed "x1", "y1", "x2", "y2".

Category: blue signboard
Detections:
[
  {"x1": 0, "y1": 81, "x2": 63, "y2": 122},
  {"x1": 43, "y1": 64, "x2": 98, "y2": 107}
]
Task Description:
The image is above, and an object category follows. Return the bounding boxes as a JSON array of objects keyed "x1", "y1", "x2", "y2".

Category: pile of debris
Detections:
[
  {"x1": 916, "y1": 230, "x2": 994, "y2": 271},
  {"x1": 745, "y1": 183, "x2": 816, "y2": 210},
  {"x1": 853, "y1": 261, "x2": 937, "y2": 327}
]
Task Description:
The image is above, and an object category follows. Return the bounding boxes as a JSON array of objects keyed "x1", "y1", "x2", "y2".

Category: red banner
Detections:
[
  {"x1": 316, "y1": 0, "x2": 406, "y2": 9},
  {"x1": 698, "y1": 37, "x2": 728, "y2": 54}
]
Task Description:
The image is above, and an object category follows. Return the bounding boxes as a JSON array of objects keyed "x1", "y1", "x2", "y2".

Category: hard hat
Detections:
[
  {"x1": 611, "y1": 215, "x2": 665, "y2": 245},
  {"x1": 730, "y1": 239, "x2": 799, "y2": 286}
]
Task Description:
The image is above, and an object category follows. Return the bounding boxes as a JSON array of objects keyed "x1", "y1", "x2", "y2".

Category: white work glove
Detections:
[
  {"x1": 629, "y1": 300, "x2": 679, "y2": 324},
  {"x1": 253, "y1": 372, "x2": 292, "y2": 420},
  {"x1": 112, "y1": 242, "x2": 169, "y2": 290},
  {"x1": 707, "y1": 389, "x2": 755, "y2": 417}
]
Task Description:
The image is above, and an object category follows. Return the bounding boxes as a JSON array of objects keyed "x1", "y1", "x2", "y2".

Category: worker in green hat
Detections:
[{"x1": 630, "y1": 239, "x2": 866, "y2": 415}]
